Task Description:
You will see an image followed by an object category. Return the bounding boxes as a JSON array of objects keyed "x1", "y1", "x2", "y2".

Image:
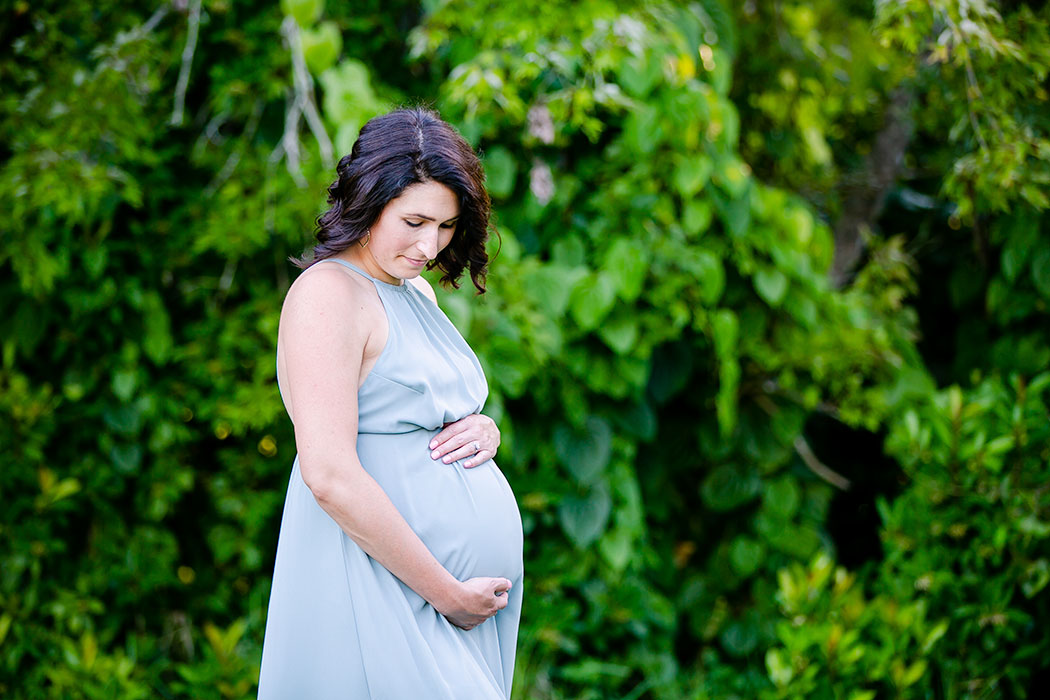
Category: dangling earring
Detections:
[{"x1": 358, "y1": 229, "x2": 371, "y2": 248}]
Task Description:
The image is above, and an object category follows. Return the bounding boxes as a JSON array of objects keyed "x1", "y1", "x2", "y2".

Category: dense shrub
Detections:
[{"x1": 2, "y1": 1, "x2": 1047, "y2": 697}]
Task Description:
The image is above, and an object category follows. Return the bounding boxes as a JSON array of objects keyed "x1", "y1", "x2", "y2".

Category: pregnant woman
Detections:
[{"x1": 258, "y1": 108, "x2": 524, "y2": 699}]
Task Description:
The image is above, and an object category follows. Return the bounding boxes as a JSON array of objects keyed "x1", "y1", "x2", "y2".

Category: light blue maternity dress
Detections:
[{"x1": 258, "y1": 259, "x2": 524, "y2": 699}]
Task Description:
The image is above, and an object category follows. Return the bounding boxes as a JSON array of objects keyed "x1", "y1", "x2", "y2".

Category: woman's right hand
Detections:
[{"x1": 435, "y1": 576, "x2": 512, "y2": 630}]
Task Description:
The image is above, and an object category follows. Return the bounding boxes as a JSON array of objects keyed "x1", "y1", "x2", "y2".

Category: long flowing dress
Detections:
[{"x1": 258, "y1": 259, "x2": 524, "y2": 699}]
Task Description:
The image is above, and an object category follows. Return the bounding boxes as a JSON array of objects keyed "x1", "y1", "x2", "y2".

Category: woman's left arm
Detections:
[{"x1": 430, "y1": 413, "x2": 500, "y2": 468}]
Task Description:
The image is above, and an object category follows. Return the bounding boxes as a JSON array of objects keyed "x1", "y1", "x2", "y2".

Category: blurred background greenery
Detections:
[{"x1": 2, "y1": 0, "x2": 1049, "y2": 697}]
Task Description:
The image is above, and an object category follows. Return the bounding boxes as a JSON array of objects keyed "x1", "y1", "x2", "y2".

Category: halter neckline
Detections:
[{"x1": 322, "y1": 258, "x2": 411, "y2": 291}]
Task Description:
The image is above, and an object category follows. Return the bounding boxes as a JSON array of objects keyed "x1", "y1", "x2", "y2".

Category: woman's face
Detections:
[{"x1": 358, "y1": 180, "x2": 460, "y2": 285}]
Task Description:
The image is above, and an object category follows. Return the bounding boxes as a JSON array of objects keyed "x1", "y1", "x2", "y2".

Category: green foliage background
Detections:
[{"x1": 2, "y1": 0, "x2": 1049, "y2": 697}]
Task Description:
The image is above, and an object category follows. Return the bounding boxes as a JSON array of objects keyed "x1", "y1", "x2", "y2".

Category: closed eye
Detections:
[{"x1": 405, "y1": 219, "x2": 458, "y2": 228}]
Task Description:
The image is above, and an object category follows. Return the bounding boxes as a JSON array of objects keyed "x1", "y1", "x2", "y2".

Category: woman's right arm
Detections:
[{"x1": 280, "y1": 267, "x2": 510, "y2": 630}]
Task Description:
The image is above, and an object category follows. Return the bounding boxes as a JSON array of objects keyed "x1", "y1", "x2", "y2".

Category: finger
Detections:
[
  {"x1": 429, "y1": 421, "x2": 468, "y2": 451},
  {"x1": 439, "y1": 441, "x2": 481, "y2": 464},
  {"x1": 492, "y1": 577, "x2": 512, "y2": 593},
  {"x1": 449, "y1": 615, "x2": 476, "y2": 631},
  {"x1": 463, "y1": 449, "x2": 492, "y2": 468},
  {"x1": 431, "y1": 430, "x2": 475, "y2": 460}
]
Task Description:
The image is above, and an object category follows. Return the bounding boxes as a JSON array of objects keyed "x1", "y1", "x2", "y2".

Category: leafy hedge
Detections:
[{"x1": 2, "y1": 1, "x2": 1048, "y2": 698}]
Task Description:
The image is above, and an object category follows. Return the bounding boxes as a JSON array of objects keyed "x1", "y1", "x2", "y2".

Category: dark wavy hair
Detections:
[{"x1": 294, "y1": 107, "x2": 492, "y2": 292}]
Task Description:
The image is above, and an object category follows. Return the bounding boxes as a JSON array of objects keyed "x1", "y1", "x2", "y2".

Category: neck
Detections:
[{"x1": 337, "y1": 248, "x2": 403, "y2": 286}]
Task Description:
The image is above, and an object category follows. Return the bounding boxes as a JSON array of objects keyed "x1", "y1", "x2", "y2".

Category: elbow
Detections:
[{"x1": 299, "y1": 459, "x2": 343, "y2": 505}]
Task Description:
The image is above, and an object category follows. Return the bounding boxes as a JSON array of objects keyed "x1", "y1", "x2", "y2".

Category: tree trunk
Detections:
[{"x1": 830, "y1": 86, "x2": 915, "y2": 288}]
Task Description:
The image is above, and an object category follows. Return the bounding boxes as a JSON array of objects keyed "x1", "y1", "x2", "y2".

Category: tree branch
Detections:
[
  {"x1": 754, "y1": 391, "x2": 852, "y2": 490},
  {"x1": 280, "y1": 16, "x2": 334, "y2": 175},
  {"x1": 793, "y1": 435, "x2": 852, "y2": 491},
  {"x1": 829, "y1": 85, "x2": 915, "y2": 288},
  {"x1": 170, "y1": 0, "x2": 201, "y2": 126},
  {"x1": 205, "y1": 100, "x2": 264, "y2": 198},
  {"x1": 279, "y1": 89, "x2": 307, "y2": 188}
]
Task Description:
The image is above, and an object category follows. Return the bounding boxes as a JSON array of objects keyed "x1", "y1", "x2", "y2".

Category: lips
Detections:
[{"x1": 404, "y1": 257, "x2": 428, "y2": 267}]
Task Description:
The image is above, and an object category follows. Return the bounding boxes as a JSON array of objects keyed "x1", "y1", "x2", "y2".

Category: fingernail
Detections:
[
  {"x1": 429, "y1": 440, "x2": 437, "y2": 449},
  {"x1": 442, "y1": 456, "x2": 451, "y2": 463},
  {"x1": 431, "y1": 450, "x2": 439, "y2": 459}
]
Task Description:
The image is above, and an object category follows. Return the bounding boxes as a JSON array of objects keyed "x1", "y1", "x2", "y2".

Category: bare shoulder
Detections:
[
  {"x1": 407, "y1": 274, "x2": 439, "y2": 304},
  {"x1": 281, "y1": 261, "x2": 383, "y2": 340}
]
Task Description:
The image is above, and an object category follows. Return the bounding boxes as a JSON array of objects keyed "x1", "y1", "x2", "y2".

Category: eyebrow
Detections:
[{"x1": 405, "y1": 213, "x2": 459, "y2": 222}]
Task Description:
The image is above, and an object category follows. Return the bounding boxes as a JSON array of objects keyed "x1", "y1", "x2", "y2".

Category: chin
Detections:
[{"x1": 399, "y1": 262, "x2": 428, "y2": 278}]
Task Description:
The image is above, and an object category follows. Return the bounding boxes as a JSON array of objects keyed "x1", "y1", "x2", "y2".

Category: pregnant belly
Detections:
[{"x1": 355, "y1": 431, "x2": 524, "y2": 583}]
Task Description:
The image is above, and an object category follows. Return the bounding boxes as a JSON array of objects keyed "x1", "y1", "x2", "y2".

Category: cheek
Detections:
[{"x1": 380, "y1": 229, "x2": 416, "y2": 253}]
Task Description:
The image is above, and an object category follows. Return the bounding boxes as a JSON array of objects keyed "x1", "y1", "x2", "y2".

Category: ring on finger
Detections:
[{"x1": 472, "y1": 440, "x2": 481, "y2": 453}]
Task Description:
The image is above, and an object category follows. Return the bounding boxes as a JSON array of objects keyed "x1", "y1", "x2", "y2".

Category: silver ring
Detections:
[{"x1": 472, "y1": 440, "x2": 481, "y2": 453}]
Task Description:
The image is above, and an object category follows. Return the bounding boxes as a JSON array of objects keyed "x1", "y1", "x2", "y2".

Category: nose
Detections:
[{"x1": 415, "y1": 225, "x2": 441, "y2": 260}]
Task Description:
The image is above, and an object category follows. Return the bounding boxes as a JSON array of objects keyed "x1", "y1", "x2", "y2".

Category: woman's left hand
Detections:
[{"x1": 429, "y1": 413, "x2": 500, "y2": 468}]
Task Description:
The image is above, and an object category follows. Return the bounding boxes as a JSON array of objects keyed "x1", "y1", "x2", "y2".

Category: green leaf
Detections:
[
  {"x1": 39, "y1": 477, "x2": 81, "y2": 508},
  {"x1": 112, "y1": 370, "x2": 137, "y2": 401},
  {"x1": 440, "y1": 292, "x2": 472, "y2": 332},
  {"x1": 688, "y1": 250, "x2": 725, "y2": 305},
  {"x1": 617, "y1": 400, "x2": 657, "y2": 441},
  {"x1": 729, "y1": 536, "x2": 766, "y2": 577},
  {"x1": 281, "y1": 0, "x2": 324, "y2": 26},
  {"x1": 524, "y1": 265, "x2": 586, "y2": 317},
  {"x1": 0, "y1": 614, "x2": 11, "y2": 647},
  {"x1": 898, "y1": 659, "x2": 927, "y2": 688},
  {"x1": 766, "y1": 648, "x2": 794, "y2": 687},
  {"x1": 598, "y1": 524, "x2": 633, "y2": 571},
  {"x1": 482, "y1": 335, "x2": 531, "y2": 398},
  {"x1": 848, "y1": 692, "x2": 876, "y2": 700},
  {"x1": 701, "y1": 464, "x2": 761, "y2": 511},
  {"x1": 483, "y1": 146, "x2": 516, "y2": 198},
  {"x1": 301, "y1": 22, "x2": 342, "y2": 75},
  {"x1": 603, "y1": 238, "x2": 648, "y2": 302},
  {"x1": 784, "y1": 294, "x2": 817, "y2": 328},
  {"x1": 552, "y1": 235, "x2": 586, "y2": 266},
  {"x1": 569, "y1": 272, "x2": 618, "y2": 330},
  {"x1": 110, "y1": 444, "x2": 142, "y2": 474},
  {"x1": 618, "y1": 55, "x2": 661, "y2": 98},
  {"x1": 83, "y1": 246, "x2": 107, "y2": 279},
  {"x1": 320, "y1": 59, "x2": 380, "y2": 139},
  {"x1": 683, "y1": 199, "x2": 714, "y2": 236},
  {"x1": 673, "y1": 155, "x2": 713, "y2": 198},
  {"x1": 1030, "y1": 241, "x2": 1050, "y2": 299},
  {"x1": 720, "y1": 615, "x2": 759, "y2": 656},
  {"x1": 921, "y1": 620, "x2": 949, "y2": 653},
  {"x1": 712, "y1": 187, "x2": 751, "y2": 238},
  {"x1": 597, "y1": 316, "x2": 638, "y2": 354},
  {"x1": 763, "y1": 477, "x2": 800, "y2": 519},
  {"x1": 711, "y1": 309, "x2": 738, "y2": 359},
  {"x1": 142, "y1": 292, "x2": 172, "y2": 365},
  {"x1": 553, "y1": 416, "x2": 613, "y2": 485},
  {"x1": 757, "y1": 515, "x2": 821, "y2": 558},
  {"x1": 714, "y1": 158, "x2": 751, "y2": 198},
  {"x1": 754, "y1": 267, "x2": 788, "y2": 306},
  {"x1": 559, "y1": 482, "x2": 612, "y2": 548},
  {"x1": 622, "y1": 105, "x2": 661, "y2": 154},
  {"x1": 559, "y1": 659, "x2": 632, "y2": 683},
  {"x1": 647, "y1": 341, "x2": 693, "y2": 403}
]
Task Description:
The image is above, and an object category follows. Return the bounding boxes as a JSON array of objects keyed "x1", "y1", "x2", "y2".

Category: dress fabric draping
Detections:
[{"x1": 258, "y1": 258, "x2": 524, "y2": 699}]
